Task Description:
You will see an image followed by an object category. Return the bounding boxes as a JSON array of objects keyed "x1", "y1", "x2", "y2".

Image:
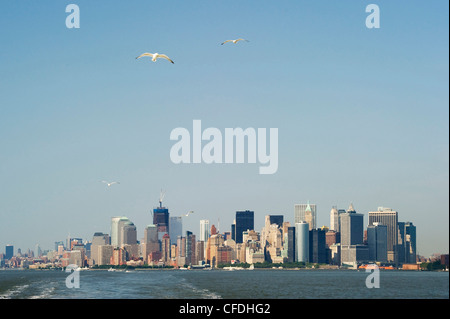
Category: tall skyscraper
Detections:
[
  {"x1": 284, "y1": 226, "x2": 296, "y2": 263},
  {"x1": 294, "y1": 202, "x2": 317, "y2": 230},
  {"x1": 397, "y1": 221, "x2": 406, "y2": 264},
  {"x1": 161, "y1": 233, "x2": 171, "y2": 263},
  {"x1": 143, "y1": 224, "x2": 158, "y2": 246},
  {"x1": 177, "y1": 235, "x2": 187, "y2": 267},
  {"x1": 97, "y1": 245, "x2": 113, "y2": 265},
  {"x1": 404, "y1": 222, "x2": 417, "y2": 263},
  {"x1": 309, "y1": 229, "x2": 327, "y2": 264},
  {"x1": 367, "y1": 223, "x2": 388, "y2": 262},
  {"x1": 153, "y1": 204, "x2": 169, "y2": 240},
  {"x1": 91, "y1": 232, "x2": 110, "y2": 265},
  {"x1": 235, "y1": 210, "x2": 254, "y2": 244},
  {"x1": 169, "y1": 216, "x2": 182, "y2": 245},
  {"x1": 185, "y1": 231, "x2": 196, "y2": 266},
  {"x1": 5, "y1": 245, "x2": 13, "y2": 260},
  {"x1": 142, "y1": 224, "x2": 159, "y2": 260},
  {"x1": 200, "y1": 219, "x2": 210, "y2": 258},
  {"x1": 368, "y1": 207, "x2": 398, "y2": 263},
  {"x1": 295, "y1": 222, "x2": 309, "y2": 263},
  {"x1": 340, "y1": 207, "x2": 364, "y2": 246},
  {"x1": 111, "y1": 216, "x2": 129, "y2": 248},
  {"x1": 330, "y1": 207, "x2": 339, "y2": 232},
  {"x1": 199, "y1": 219, "x2": 210, "y2": 243},
  {"x1": 231, "y1": 221, "x2": 236, "y2": 241},
  {"x1": 121, "y1": 220, "x2": 137, "y2": 246}
]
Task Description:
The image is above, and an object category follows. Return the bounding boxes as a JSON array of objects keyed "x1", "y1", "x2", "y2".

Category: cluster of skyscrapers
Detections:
[{"x1": 1, "y1": 200, "x2": 418, "y2": 269}]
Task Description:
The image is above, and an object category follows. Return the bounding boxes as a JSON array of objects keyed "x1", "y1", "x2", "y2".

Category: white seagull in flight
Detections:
[
  {"x1": 136, "y1": 52, "x2": 174, "y2": 64},
  {"x1": 102, "y1": 181, "x2": 120, "y2": 187},
  {"x1": 221, "y1": 38, "x2": 249, "y2": 45}
]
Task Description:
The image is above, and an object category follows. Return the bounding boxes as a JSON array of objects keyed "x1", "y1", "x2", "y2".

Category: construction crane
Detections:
[{"x1": 159, "y1": 189, "x2": 166, "y2": 208}]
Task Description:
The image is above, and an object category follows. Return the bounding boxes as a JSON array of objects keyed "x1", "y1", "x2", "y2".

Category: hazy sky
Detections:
[{"x1": 0, "y1": 1, "x2": 448, "y2": 257}]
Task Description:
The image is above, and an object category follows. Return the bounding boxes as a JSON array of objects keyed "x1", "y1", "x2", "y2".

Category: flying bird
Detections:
[
  {"x1": 136, "y1": 52, "x2": 174, "y2": 64},
  {"x1": 185, "y1": 211, "x2": 194, "y2": 217},
  {"x1": 221, "y1": 38, "x2": 249, "y2": 45},
  {"x1": 102, "y1": 181, "x2": 120, "y2": 187}
]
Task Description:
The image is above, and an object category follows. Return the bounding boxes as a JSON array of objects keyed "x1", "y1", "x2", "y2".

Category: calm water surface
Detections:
[{"x1": 0, "y1": 269, "x2": 448, "y2": 299}]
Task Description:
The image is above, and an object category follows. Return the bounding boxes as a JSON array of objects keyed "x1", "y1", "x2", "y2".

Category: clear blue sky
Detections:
[{"x1": 0, "y1": 1, "x2": 448, "y2": 257}]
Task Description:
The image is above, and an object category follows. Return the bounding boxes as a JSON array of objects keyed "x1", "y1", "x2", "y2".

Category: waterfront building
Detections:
[
  {"x1": 368, "y1": 207, "x2": 399, "y2": 263},
  {"x1": 195, "y1": 241, "x2": 205, "y2": 265},
  {"x1": 147, "y1": 251, "x2": 162, "y2": 265},
  {"x1": 217, "y1": 246, "x2": 233, "y2": 265},
  {"x1": 295, "y1": 222, "x2": 309, "y2": 263},
  {"x1": 111, "y1": 247, "x2": 126, "y2": 265},
  {"x1": 340, "y1": 245, "x2": 369, "y2": 267},
  {"x1": 142, "y1": 224, "x2": 159, "y2": 260},
  {"x1": 69, "y1": 250, "x2": 83, "y2": 267},
  {"x1": 177, "y1": 236, "x2": 186, "y2": 266},
  {"x1": 367, "y1": 222, "x2": 388, "y2": 262},
  {"x1": 234, "y1": 243, "x2": 246, "y2": 263},
  {"x1": 246, "y1": 247, "x2": 265, "y2": 264},
  {"x1": 161, "y1": 233, "x2": 171, "y2": 263},
  {"x1": 122, "y1": 244, "x2": 139, "y2": 261},
  {"x1": 206, "y1": 233, "x2": 224, "y2": 268},
  {"x1": 186, "y1": 231, "x2": 196, "y2": 266},
  {"x1": 90, "y1": 232, "x2": 110, "y2": 266},
  {"x1": 340, "y1": 204, "x2": 364, "y2": 246},
  {"x1": 309, "y1": 229, "x2": 327, "y2": 264},
  {"x1": 282, "y1": 226, "x2": 296, "y2": 263},
  {"x1": 97, "y1": 245, "x2": 114, "y2": 265},
  {"x1": 396, "y1": 221, "x2": 418, "y2": 265},
  {"x1": 397, "y1": 221, "x2": 406, "y2": 264},
  {"x1": 329, "y1": 244, "x2": 341, "y2": 265},
  {"x1": 404, "y1": 222, "x2": 417, "y2": 264},
  {"x1": 170, "y1": 244, "x2": 177, "y2": 262}
]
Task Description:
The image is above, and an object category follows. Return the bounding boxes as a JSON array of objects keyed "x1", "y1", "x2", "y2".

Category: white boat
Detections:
[{"x1": 223, "y1": 266, "x2": 244, "y2": 271}]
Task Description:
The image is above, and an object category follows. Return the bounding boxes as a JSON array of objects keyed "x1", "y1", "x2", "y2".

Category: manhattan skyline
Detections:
[{"x1": 0, "y1": 1, "x2": 448, "y2": 258}]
